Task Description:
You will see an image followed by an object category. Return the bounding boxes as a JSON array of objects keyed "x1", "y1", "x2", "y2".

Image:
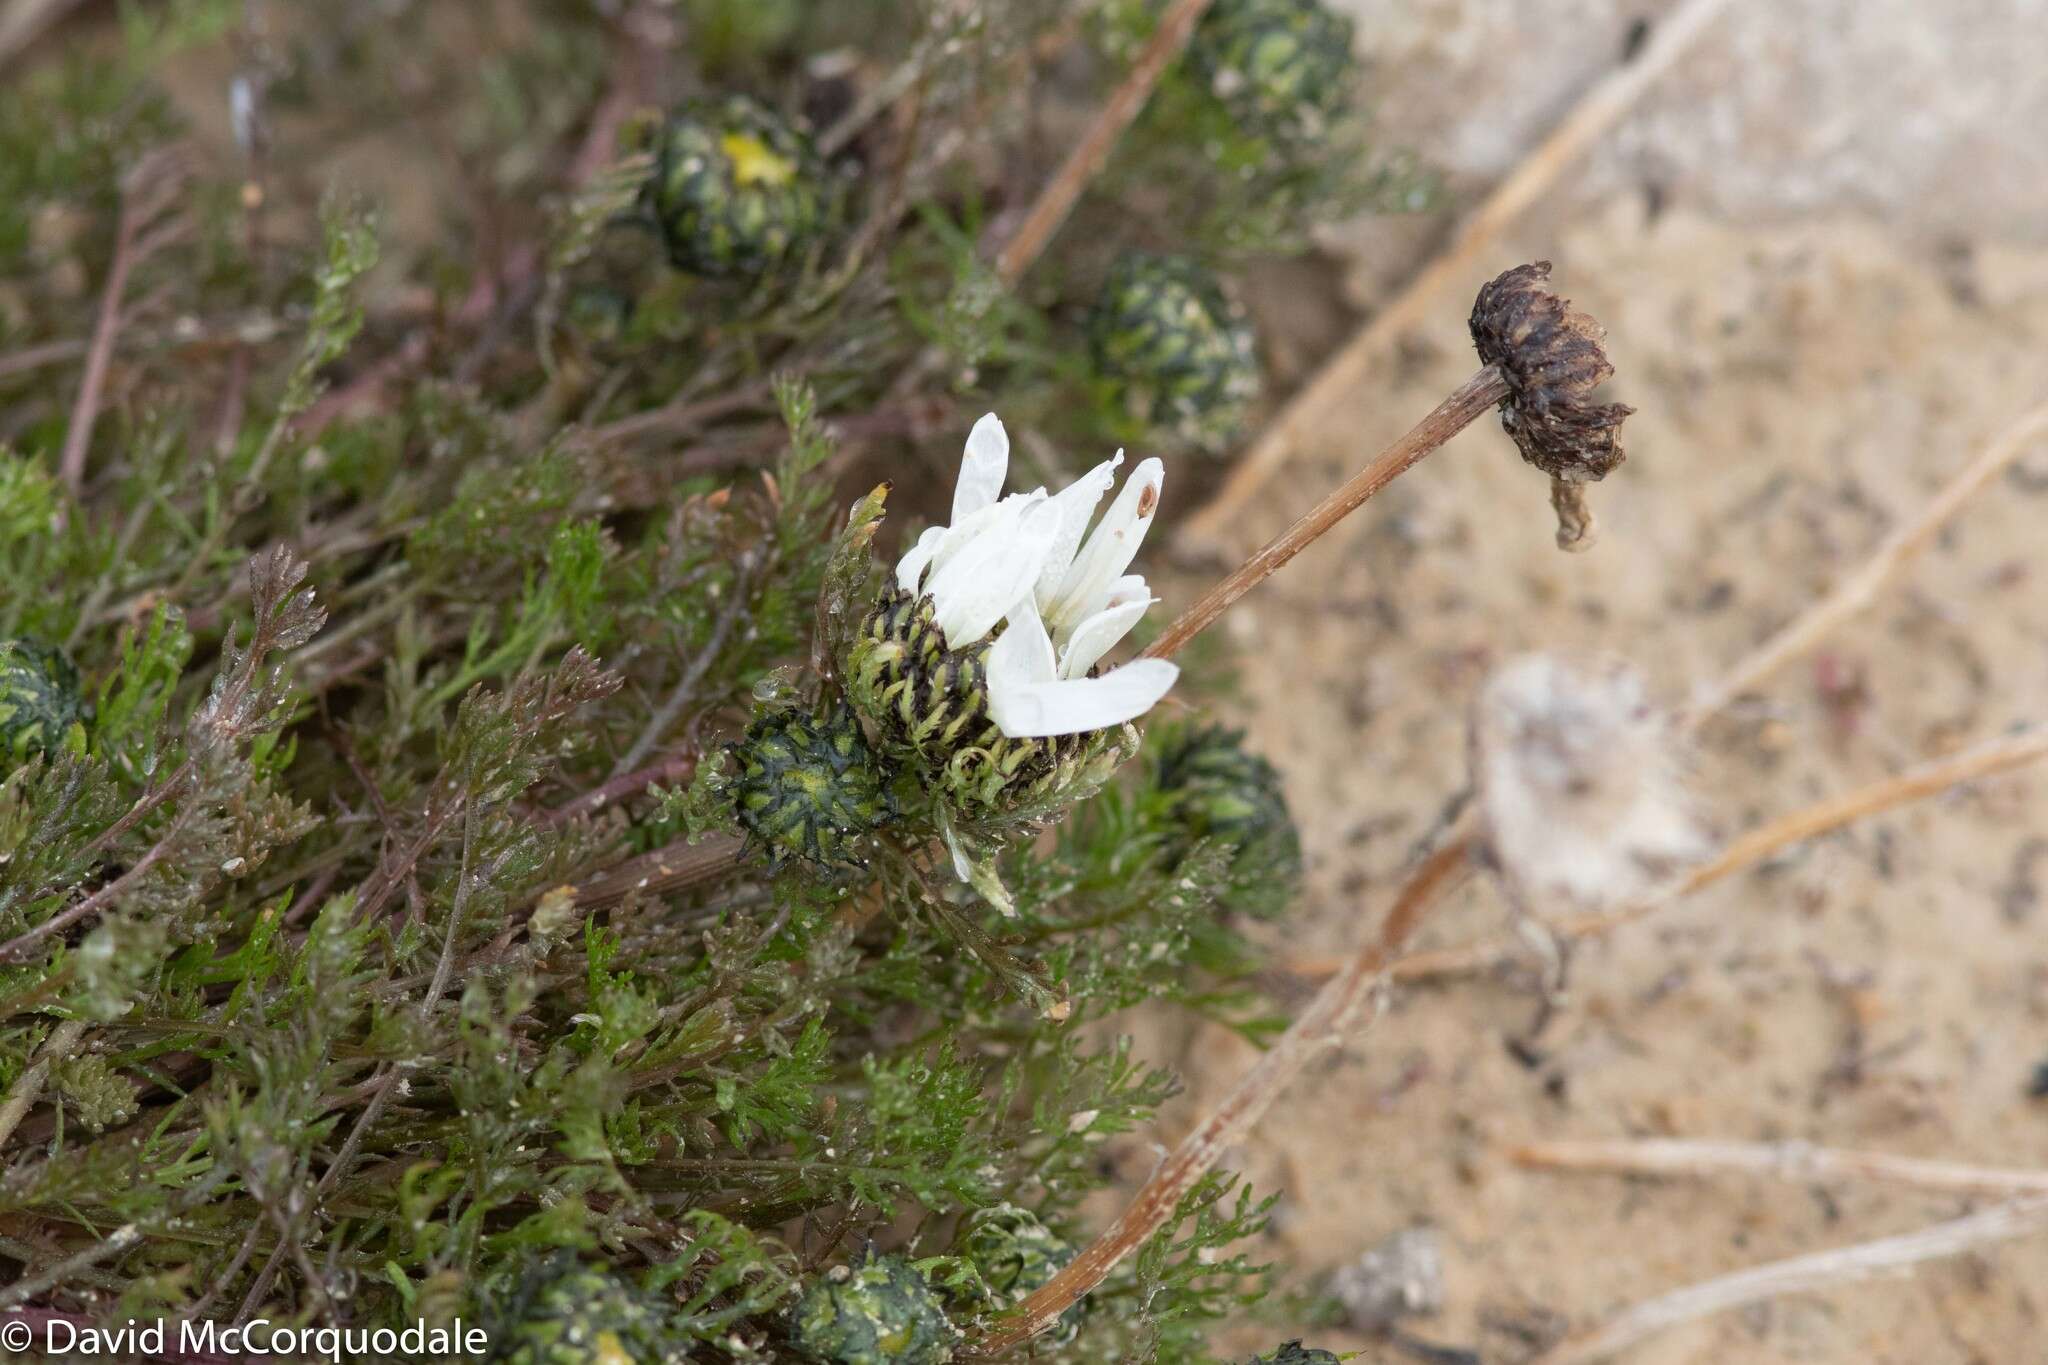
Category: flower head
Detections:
[{"x1": 891, "y1": 414, "x2": 1179, "y2": 741}]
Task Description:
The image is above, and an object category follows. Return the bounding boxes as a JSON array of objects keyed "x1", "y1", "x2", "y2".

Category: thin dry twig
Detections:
[
  {"x1": 1510, "y1": 1137, "x2": 2048, "y2": 1199},
  {"x1": 0, "y1": 0, "x2": 86, "y2": 70},
  {"x1": 1529, "y1": 1196, "x2": 2048, "y2": 1365},
  {"x1": 612, "y1": 548, "x2": 762, "y2": 777},
  {"x1": 1176, "y1": 0, "x2": 1739, "y2": 553},
  {"x1": 58, "y1": 149, "x2": 188, "y2": 497},
  {"x1": 1686, "y1": 398, "x2": 2048, "y2": 722},
  {"x1": 991, "y1": 0, "x2": 1213, "y2": 287},
  {"x1": 988, "y1": 712, "x2": 2048, "y2": 1346},
  {"x1": 1284, "y1": 721, "x2": 2048, "y2": 985},
  {"x1": 973, "y1": 839, "x2": 1472, "y2": 1351},
  {"x1": 1141, "y1": 366, "x2": 1510, "y2": 660}
]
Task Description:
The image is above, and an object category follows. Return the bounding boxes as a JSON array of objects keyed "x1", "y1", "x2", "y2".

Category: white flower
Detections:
[{"x1": 895, "y1": 413, "x2": 1179, "y2": 740}]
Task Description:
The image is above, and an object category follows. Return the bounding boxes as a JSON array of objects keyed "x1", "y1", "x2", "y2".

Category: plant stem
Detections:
[
  {"x1": 978, "y1": 717, "x2": 2048, "y2": 1350},
  {"x1": 1510, "y1": 1137, "x2": 2048, "y2": 1198},
  {"x1": 0, "y1": 1019, "x2": 87, "y2": 1151},
  {"x1": 613, "y1": 549, "x2": 762, "y2": 778},
  {"x1": 972, "y1": 838, "x2": 1471, "y2": 1352},
  {"x1": 991, "y1": 0, "x2": 1214, "y2": 287},
  {"x1": 1175, "y1": 0, "x2": 1739, "y2": 552},
  {"x1": 1141, "y1": 366, "x2": 1510, "y2": 661},
  {"x1": 1283, "y1": 720, "x2": 2048, "y2": 985},
  {"x1": 1686, "y1": 397, "x2": 2048, "y2": 722},
  {"x1": 1530, "y1": 1196, "x2": 2048, "y2": 1365},
  {"x1": 60, "y1": 178, "x2": 185, "y2": 494}
]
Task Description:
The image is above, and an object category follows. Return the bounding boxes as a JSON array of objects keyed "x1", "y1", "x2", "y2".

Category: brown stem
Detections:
[
  {"x1": 1176, "y1": 0, "x2": 1737, "y2": 551},
  {"x1": 565, "y1": 834, "x2": 748, "y2": 913},
  {"x1": 972, "y1": 839, "x2": 1472, "y2": 1352},
  {"x1": 538, "y1": 753, "x2": 699, "y2": 828},
  {"x1": 1141, "y1": 366, "x2": 1510, "y2": 662},
  {"x1": 1509, "y1": 1137, "x2": 2048, "y2": 1199},
  {"x1": 991, "y1": 0, "x2": 1214, "y2": 287},
  {"x1": 984, "y1": 718, "x2": 2048, "y2": 1349},
  {"x1": 58, "y1": 151, "x2": 185, "y2": 498},
  {"x1": 1685, "y1": 397, "x2": 2048, "y2": 723},
  {"x1": 1281, "y1": 720, "x2": 2048, "y2": 985},
  {"x1": 1530, "y1": 1197, "x2": 2048, "y2": 1365}
]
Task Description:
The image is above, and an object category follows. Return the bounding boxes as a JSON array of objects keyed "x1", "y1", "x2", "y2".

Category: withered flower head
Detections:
[{"x1": 1469, "y1": 263, "x2": 1634, "y2": 551}]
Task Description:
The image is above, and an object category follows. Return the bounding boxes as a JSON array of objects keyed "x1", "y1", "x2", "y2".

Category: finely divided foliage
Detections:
[{"x1": 0, "y1": 2, "x2": 1397, "y2": 1359}]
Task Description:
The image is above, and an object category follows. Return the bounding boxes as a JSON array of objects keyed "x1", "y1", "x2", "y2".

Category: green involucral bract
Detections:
[
  {"x1": 846, "y1": 589, "x2": 1129, "y2": 814},
  {"x1": 1246, "y1": 1342, "x2": 1343, "y2": 1365},
  {"x1": 1188, "y1": 0, "x2": 1358, "y2": 144},
  {"x1": 489, "y1": 1254, "x2": 687, "y2": 1365},
  {"x1": 0, "y1": 636, "x2": 85, "y2": 764},
  {"x1": 645, "y1": 94, "x2": 827, "y2": 280},
  {"x1": 724, "y1": 702, "x2": 898, "y2": 867},
  {"x1": 1156, "y1": 723, "x2": 1303, "y2": 910},
  {"x1": 791, "y1": 1254, "x2": 958, "y2": 1365},
  {"x1": 1088, "y1": 252, "x2": 1261, "y2": 451}
]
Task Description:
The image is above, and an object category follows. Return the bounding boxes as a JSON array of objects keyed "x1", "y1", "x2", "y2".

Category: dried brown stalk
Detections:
[
  {"x1": 991, "y1": 0, "x2": 1214, "y2": 287},
  {"x1": 1175, "y1": 0, "x2": 1739, "y2": 553},
  {"x1": 564, "y1": 834, "x2": 747, "y2": 913},
  {"x1": 58, "y1": 148, "x2": 188, "y2": 497},
  {"x1": 1686, "y1": 397, "x2": 2048, "y2": 722},
  {"x1": 1509, "y1": 1137, "x2": 2048, "y2": 1199},
  {"x1": 1279, "y1": 720, "x2": 2048, "y2": 985},
  {"x1": 984, "y1": 722, "x2": 2048, "y2": 1347},
  {"x1": 972, "y1": 839, "x2": 1472, "y2": 1352},
  {"x1": 1141, "y1": 366, "x2": 1511, "y2": 660},
  {"x1": 1529, "y1": 1196, "x2": 2048, "y2": 1365}
]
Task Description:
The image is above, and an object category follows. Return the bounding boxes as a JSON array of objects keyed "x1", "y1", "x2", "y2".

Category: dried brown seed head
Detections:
[{"x1": 1469, "y1": 261, "x2": 1634, "y2": 484}]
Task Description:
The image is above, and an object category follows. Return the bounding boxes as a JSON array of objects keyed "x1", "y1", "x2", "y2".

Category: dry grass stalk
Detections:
[
  {"x1": 1687, "y1": 397, "x2": 2048, "y2": 722},
  {"x1": 1528, "y1": 1196, "x2": 2048, "y2": 1365},
  {"x1": 991, "y1": 0, "x2": 1215, "y2": 287},
  {"x1": 1275, "y1": 720, "x2": 2048, "y2": 984},
  {"x1": 1509, "y1": 1137, "x2": 2048, "y2": 1199},
  {"x1": 1175, "y1": 0, "x2": 1739, "y2": 554}
]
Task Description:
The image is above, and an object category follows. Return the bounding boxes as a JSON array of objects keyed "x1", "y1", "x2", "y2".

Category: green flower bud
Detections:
[
  {"x1": 490, "y1": 1254, "x2": 685, "y2": 1365},
  {"x1": 1155, "y1": 724, "x2": 1302, "y2": 913},
  {"x1": 645, "y1": 95, "x2": 826, "y2": 280},
  {"x1": 958, "y1": 1204, "x2": 1085, "y2": 1345},
  {"x1": 0, "y1": 637, "x2": 85, "y2": 764},
  {"x1": 1245, "y1": 1342, "x2": 1342, "y2": 1365},
  {"x1": 1189, "y1": 0, "x2": 1356, "y2": 144},
  {"x1": 792, "y1": 1254, "x2": 958, "y2": 1365},
  {"x1": 725, "y1": 703, "x2": 898, "y2": 868},
  {"x1": 1088, "y1": 253, "x2": 1260, "y2": 451}
]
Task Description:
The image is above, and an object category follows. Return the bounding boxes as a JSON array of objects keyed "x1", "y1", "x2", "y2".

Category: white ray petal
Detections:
[
  {"x1": 1056, "y1": 596, "x2": 1153, "y2": 680},
  {"x1": 895, "y1": 525, "x2": 946, "y2": 594},
  {"x1": 926, "y1": 500, "x2": 1058, "y2": 648},
  {"x1": 953, "y1": 413, "x2": 1010, "y2": 523},
  {"x1": 1101, "y1": 574, "x2": 1150, "y2": 609},
  {"x1": 1031, "y1": 451, "x2": 1123, "y2": 613},
  {"x1": 988, "y1": 659, "x2": 1180, "y2": 739},
  {"x1": 1047, "y1": 457, "x2": 1164, "y2": 633},
  {"x1": 987, "y1": 596, "x2": 1059, "y2": 692}
]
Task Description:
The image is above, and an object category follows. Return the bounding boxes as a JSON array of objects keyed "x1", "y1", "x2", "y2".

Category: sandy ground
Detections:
[{"x1": 1131, "y1": 5, "x2": 2048, "y2": 1356}]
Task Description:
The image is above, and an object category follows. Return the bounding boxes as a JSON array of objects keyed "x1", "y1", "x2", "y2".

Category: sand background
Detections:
[{"x1": 1137, "y1": 2, "x2": 2048, "y2": 1360}]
